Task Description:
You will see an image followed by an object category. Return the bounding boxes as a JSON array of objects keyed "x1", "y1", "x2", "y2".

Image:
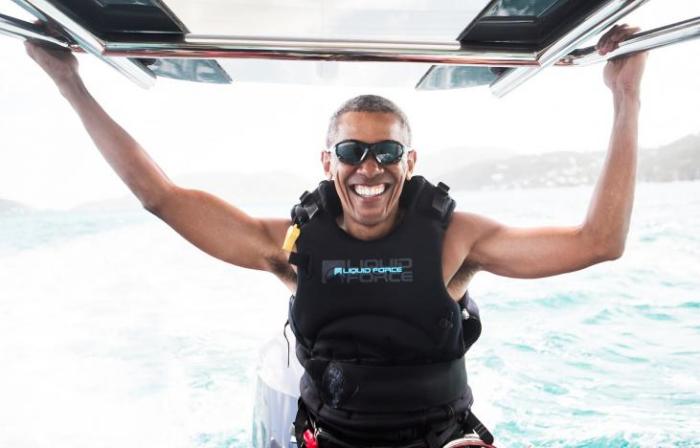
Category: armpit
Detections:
[
  {"x1": 446, "y1": 259, "x2": 481, "y2": 300},
  {"x1": 266, "y1": 254, "x2": 297, "y2": 284}
]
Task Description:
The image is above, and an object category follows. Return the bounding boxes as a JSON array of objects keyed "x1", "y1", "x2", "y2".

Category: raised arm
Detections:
[
  {"x1": 25, "y1": 41, "x2": 292, "y2": 285},
  {"x1": 454, "y1": 25, "x2": 647, "y2": 279}
]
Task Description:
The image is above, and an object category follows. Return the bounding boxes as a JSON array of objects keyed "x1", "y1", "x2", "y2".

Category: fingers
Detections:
[
  {"x1": 24, "y1": 39, "x2": 49, "y2": 59},
  {"x1": 596, "y1": 23, "x2": 641, "y2": 56},
  {"x1": 24, "y1": 40, "x2": 37, "y2": 59},
  {"x1": 597, "y1": 24, "x2": 626, "y2": 55},
  {"x1": 31, "y1": 18, "x2": 62, "y2": 38},
  {"x1": 24, "y1": 37, "x2": 76, "y2": 73},
  {"x1": 24, "y1": 37, "x2": 70, "y2": 56}
]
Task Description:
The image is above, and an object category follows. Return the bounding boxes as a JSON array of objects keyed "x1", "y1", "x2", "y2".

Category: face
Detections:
[{"x1": 322, "y1": 112, "x2": 416, "y2": 234}]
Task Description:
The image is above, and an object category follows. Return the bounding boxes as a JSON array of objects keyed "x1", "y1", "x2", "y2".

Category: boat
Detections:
[
  {"x1": 3, "y1": 1, "x2": 699, "y2": 447},
  {"x1": 2, "y1": 0, "x2": 699, "y2": 96}
]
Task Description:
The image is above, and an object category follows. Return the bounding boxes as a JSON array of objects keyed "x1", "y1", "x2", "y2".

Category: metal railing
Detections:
[
  {"x1": 489, "y1": 0, "x2": 650, "y2": 98},
  {"x1": 2, "y1": 0, "x2": 699, "y2": 94},
  {"x1": 559, "y1": 15, "x2": 700, "y2": 66}
]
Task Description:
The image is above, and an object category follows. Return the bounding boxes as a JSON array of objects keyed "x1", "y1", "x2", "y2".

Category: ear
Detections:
[
  {"x1": 321, "y1": 151, "x2": 333, "y2": 179},
  {"x1": 406, "y1": 149, "x2": 417, "y2": 179}
]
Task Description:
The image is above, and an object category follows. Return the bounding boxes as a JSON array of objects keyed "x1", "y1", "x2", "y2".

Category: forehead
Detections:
[{"x1": 334, "y1": 112, "x2": 406, "y2": 145}]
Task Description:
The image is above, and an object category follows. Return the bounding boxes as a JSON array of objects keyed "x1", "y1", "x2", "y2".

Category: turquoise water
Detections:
[{"x1": 1, "y1": 182, "x2": 699, "y2": 447}]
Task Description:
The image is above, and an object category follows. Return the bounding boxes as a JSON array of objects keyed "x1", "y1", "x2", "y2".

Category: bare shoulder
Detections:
[
  {"x1": 445, "y1": 211, "x2": 501, "y2": 248},
  {"x1": 260, "y1": 217, "x2": 293, "y2": 246},
  {"x1": 442, "y1": 212, "x2": 495, "y2": 298},
  {"x1": 442, "y1": 212, "x2": 496, "y2": 281}
]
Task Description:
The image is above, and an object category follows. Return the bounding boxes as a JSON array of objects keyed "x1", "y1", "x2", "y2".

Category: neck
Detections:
[{"x1": 338, "y1": 208, "x2": 402, "y2": 241}]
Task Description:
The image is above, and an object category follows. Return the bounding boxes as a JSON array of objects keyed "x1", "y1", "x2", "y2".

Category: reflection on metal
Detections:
[
  {"x1": 187, "y1": 35, "x2": 461, "y2": 51},
  {"x1": 104, "y1": 39, "x2": 539, "y2": 67},
  {"x1": 491, "y1": 0, "x2": 649, "y2": 97},
  {"x1": 560, "y1": 16, "x2": 700, "y2": 66},
  {"x1": 144, "y1": 59, "x2": 232, "y2": 84},
  {"x1": 416, "y1": 66, "x2": 503, "y2": 90},
  {"x1": 14, "y1": 0, "x2": 156, "y2": 88},
  {"x1": 484, "y1": 0, "x2": 561, "y2": 18},
  {"x1": 95, "y1": 0, "x2": 170, "y2": 7},
  {"x1": 0, "y1": 12, "x2": 71, "y2": 47}
]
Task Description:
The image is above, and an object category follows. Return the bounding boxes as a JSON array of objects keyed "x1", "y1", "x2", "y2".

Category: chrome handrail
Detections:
[
  {"x1": 490, "y1": 0, "x2": 650, "y2": 97},
  {"x1": 103, "y1": 39, "x2": 539, "y2": 67},
  {"x1": 559, "y1": 15, "x2": 700, "y2": 66},
  {"x1": 14, "y1": 0, "x2": 156, "y2": 88},
  {"x1": 186, "y1": 35, "x2": 461, "y2": 52},
  {"x1": 3, "y1": 0, "x2": 698, "y2": 94},
  {"x1": 0, "y1": 12, "x2": 70, "y2": 47}
]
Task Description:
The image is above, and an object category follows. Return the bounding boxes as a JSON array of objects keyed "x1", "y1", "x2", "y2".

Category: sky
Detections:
[{"x1": 0, "y1": 1, "x2": 699, "y2": 209}]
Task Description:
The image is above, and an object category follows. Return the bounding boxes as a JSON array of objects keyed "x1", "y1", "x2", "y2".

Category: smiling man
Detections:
[
  {"x1": 25, "y1": 22, "x2": 646, "y2": 448},
  {"x1": 322, "y1": 103, "x2": 415, "y2": 240}
]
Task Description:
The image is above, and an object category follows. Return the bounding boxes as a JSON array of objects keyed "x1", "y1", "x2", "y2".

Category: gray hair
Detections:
[{"x1": 325, "y1": 95, "x2": 412, "y2": 148}]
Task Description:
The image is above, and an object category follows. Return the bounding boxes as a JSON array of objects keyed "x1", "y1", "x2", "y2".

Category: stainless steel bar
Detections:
[
  {"x1": 186, "y1": 35, "x2": 462, "y2": 51},
  {"x1": 103, "y1": 40, "x2": 539, "y2": 67},
  {"x1": 0, "y1": 14, "x2": 81, "y2": 51},
  {"x1": 559, "y1": 16, "x2": 700, "y2": 66},
  {"x1": 490, "y1": 0, "x2": 650, "y2": 98},
  {"x1": 0, "y1": 12, "x2": 71, "y2": 48},
  {"x1": 21, "y1": 0, "x2": 156, "y2": 88}
]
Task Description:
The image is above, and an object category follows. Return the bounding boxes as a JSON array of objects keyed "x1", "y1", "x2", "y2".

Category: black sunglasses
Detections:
[{"x1": 333, "y1": 140, "x2": 405, "y2": 166}]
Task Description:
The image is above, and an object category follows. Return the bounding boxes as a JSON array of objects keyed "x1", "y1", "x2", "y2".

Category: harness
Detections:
[{"x1": 285, "y1": 176, "x2": 494, "y2": 448}]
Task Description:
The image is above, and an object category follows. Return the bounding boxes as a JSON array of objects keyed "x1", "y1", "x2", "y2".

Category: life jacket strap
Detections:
[
  {"x1": 292, "y1": 190, "x2": 320, "y2": 226},
  {"x1": 431, "y1": 181, "x2": 456, "y2": 225},
  {"x1": 463, "y1": 412, "x2": 494, "y2": 445},
  {"x1": 288, "y1": 251, "x2": 310, "y2": 270}
]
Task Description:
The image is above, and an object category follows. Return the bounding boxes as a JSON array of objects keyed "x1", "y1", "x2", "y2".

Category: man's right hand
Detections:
[{"x1": 25, "y1": 40, "x2": 79, "y2": 88}]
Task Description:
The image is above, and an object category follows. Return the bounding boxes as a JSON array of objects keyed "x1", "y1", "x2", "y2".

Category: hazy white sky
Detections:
[{"x1": 0, "y1": 1, "x2": 699, "y2": 208}]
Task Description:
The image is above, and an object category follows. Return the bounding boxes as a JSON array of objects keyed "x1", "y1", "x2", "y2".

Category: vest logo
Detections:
[{"x1": 322, "y1": 258, "x2": 413, "y2": 283}]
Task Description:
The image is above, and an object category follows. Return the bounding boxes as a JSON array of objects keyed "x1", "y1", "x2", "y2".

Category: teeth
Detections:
[{"x1": 353, "y1": 184, "x2": 386, "y2": 197}]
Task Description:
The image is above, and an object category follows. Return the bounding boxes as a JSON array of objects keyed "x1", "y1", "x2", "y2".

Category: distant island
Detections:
[{"x1": 434, "y1": 133, "x2": 700, "y2": 190}]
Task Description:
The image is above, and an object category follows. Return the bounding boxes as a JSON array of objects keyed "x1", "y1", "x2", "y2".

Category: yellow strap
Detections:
[{"x1": 282, "y1": 224, "x2": 301, "y2": 252}]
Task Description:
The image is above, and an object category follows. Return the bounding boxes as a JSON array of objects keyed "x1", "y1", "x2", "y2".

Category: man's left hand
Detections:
[{"x1": 597, "y1": 24, "x2": 648, "y2": 96}]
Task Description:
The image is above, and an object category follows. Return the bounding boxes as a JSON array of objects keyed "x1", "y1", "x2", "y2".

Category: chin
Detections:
[{"x1": 353, "y1": 210, "x2": 389, "y2": 227}]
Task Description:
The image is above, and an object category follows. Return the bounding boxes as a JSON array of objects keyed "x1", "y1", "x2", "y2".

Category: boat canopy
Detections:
[{"x1": 1, "y1": 0, "x2": 699, "y2": 95}]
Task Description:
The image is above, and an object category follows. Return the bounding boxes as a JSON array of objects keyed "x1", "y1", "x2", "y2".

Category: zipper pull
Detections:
[{"x1": 282, "y1": 223, "x2": 301, "y2": 252}]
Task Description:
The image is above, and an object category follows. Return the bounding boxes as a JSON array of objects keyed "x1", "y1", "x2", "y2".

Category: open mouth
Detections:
[{"x1": 351, "y1": 183, "x2": 388, "y2": 198}]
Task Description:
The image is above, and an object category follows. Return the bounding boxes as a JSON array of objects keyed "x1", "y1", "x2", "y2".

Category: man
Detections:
[{"x1": 25, "y1": 23, "x2": 646, "y2": 448}]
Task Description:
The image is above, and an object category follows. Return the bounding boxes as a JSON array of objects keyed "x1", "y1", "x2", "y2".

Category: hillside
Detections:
[
  {"x1": 433, "y1": 134, "x2": 700, "y2": 190},
  {"x1": 2, "y1": 135, "x2": 698, "y2": 211}
]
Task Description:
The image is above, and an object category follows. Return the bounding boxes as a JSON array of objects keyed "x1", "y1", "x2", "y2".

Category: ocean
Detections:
[{"x1": 1, "y1": 181, "x2": 698, "y2": 448}]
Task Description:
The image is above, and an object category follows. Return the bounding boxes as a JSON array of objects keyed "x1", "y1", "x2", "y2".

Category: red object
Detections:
[{"x1": 303, "y1": 429, "x2": 318, "y2": 448}]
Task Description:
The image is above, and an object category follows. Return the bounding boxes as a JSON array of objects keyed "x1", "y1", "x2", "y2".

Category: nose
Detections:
[{"x1": 356, "y1": 154, "x2": 383, "y2": 177}]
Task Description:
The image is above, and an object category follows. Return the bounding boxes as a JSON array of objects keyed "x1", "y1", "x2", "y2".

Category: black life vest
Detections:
[{"x1": 287, "y1": 176, "x2": 482, "y2": 432}]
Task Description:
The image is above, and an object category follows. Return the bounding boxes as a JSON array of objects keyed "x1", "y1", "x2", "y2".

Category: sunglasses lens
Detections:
[
  {"x1": 334, "y1": 140, "x2": 404, "y2": 165},
  {"x1": 373, "y1": 141, "x2": 404, "y2": 164},
  {"x1": 335, "y1": 141, "x2": 367, "y2": 165}
]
